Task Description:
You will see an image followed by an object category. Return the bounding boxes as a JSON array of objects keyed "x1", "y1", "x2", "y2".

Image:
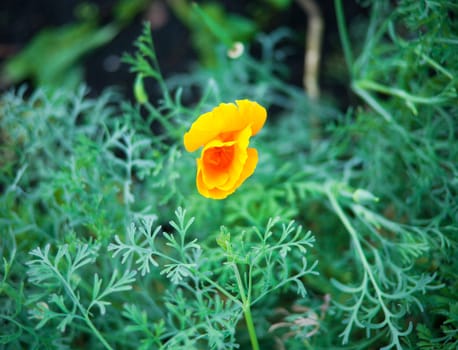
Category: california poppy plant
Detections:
[{"x1": 184, "y1": 100, "x2": 267, "y2": 199}]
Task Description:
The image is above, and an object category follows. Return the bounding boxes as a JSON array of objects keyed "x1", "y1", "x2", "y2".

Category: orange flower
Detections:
[{"x1": 184, "y1": 100, "x2": 267, "y2": 199}]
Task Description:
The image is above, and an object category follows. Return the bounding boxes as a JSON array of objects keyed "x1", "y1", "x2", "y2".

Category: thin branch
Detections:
[{"x1": 296, "y1": 0, "x2": 324, "y2": 99}]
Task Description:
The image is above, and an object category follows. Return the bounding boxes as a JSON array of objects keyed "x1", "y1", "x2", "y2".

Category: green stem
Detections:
[
  {"x1": 334, "y1": 0, "x2": 354, "y2": 76},
  {"x1": 243, "y1": 304, "x2": 259, "y2": 350},
  {"x1": 151, "y1": 250, "x2": 242, "y2": 306},
  {"x1": 50, "y1": 265, "x2": 114, "y2": 350},
  {"x1": 144, "y1": 102, "x2": 176, "y2": 137},
  {"x1": 352, "y1": 83, "x2": 393, "y2": 122},
  {"x1": 355, "y1": 79, "x2": 449, "y2": 105},
  {"x1": 232, "y1": 263, "x2": 260, "y2": 350},
  {"x1": 414, "y1": 48, "x2": 453, "y2": 80},
  {"x1": 325, "y1": 186, "x2": 392, "y2": 319},
  {"x1": 83, "y1": 313, "x2": 115, "y2": 350}
]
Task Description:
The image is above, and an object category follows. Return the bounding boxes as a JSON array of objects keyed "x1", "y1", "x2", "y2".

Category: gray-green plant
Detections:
[{"x1": 1, "y1": 0, "x2": 457, "y2": 349}]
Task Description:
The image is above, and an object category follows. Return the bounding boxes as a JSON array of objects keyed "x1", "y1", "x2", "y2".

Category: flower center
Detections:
[{"x1": 203, "y1": 146, "x2": 234, "y2": 169}]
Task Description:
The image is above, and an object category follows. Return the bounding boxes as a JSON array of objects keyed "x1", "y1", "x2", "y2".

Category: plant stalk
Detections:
[
  {"x1": 232, "y1": 263, "x2": 260, "y2": 350},
  {"x1": 243, "y1": 303, "x2": 260, "y2": 350},
  {"x1": 325, "y1": 186, "x2": 391, "y2": 317},
  {"x1": 50, "y1": 265, "x2": 114, "y2": 350},
  {"x1": 334, "y1": 0, "x2": 354, "y2": 76}
]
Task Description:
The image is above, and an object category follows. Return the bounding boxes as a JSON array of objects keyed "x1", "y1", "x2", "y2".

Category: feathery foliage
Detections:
[{"x1": 1, "y1": 0, "x2": 457, "y2": 349}]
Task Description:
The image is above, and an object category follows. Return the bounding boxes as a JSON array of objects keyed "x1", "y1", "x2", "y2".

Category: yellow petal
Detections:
[
  {"x1": 183, "y1": 100, "x2": 267, "y2": 152},
  {"x1": 235, "y1": 100, "x2": 267, "y2": 136},
  {"x1": 183, "y1": 103, "x2": 237, "y2": 152},
  {"x1": 232, "y1": 147, "x2": 258, "y2": 190}
]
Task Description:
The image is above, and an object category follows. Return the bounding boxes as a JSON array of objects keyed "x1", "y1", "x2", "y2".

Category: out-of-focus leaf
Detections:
[
  {"x1": 2, "y1": 23, "x2": 118, "y2": 88},
  {"x1": 114, "y1": 0, "x2": 150, "y2": 24}
]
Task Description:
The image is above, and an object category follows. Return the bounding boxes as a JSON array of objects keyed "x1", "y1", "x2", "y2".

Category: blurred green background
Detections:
[{"x1": 0, "y1": 0, "x2": 363, "y2": 104}]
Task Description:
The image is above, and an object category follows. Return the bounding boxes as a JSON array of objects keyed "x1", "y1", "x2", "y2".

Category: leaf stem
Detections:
[
  {"x1": 231, "y1": 263, "x2": 260, "y2": 350},
  {"x1": 354, "y1": 79, "x2": 449, "y2": 105},
  {"x1": 326, "y1": 186, "x2": 381, "y2": 301},
  {"x1": 351, "y1": 83, "x2": 393, "y2": 122},
  {"x1": 334, "y1": 0, "x2": 354, "y2": 76},
  {"x1": 325, "y1": 185, "x2": 406, "y2": 348},
  {"x1": 150, "y1": 250, "x2": 242, "y2": 306},
  {"x1": 48, "y1": 264, "x2": 114, "y2": 350},
  {"x1": 243, "y1": 303, "x2": 259, "y2": 350}
]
